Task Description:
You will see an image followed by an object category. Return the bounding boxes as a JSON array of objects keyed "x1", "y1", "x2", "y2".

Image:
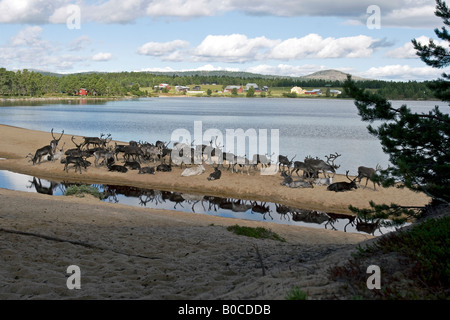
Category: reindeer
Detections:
[
  {"x1": 124, "y1": 160, "x2": 141, "y2": 170},
  {"x1": 138, "y1": 166, "x2": 156, "y2": 174},
  {"x1": 114, "y1": 142, "x2": 128, "y2": 161},
  {"x1": 304, "y1": 153, "x2": 340, "y2": 179},
  {"x1": 141, "y1": 144, "x2": 162, "y2": 163},
  {"x1": 280, "y1": 171, "x2": 314, "y2": 188},
  {"x1": 81, "y1": 133, "x2": 111, "y2": 151},
  {"x1": 207, "y1": 166, "x2": 222, "y2": 181},
  {"x1": 232, "y1": 155, "x2": 252, "y2": 175},
  {"x1": 107, "y1": 162, "x2": 128, "y2": 173},
  {"x1": 65, "y1": 136, "x2": 90, "y2": 158},
  {"x1": 93, "y1": 147, "x2": 115, "y2": 167},
  {"x1": 27, "y1": 145, "x2": 53, "y2": 165},
  {"x1": 314, "y1": 176, "x2": 333, "y2": 186},
  {"x1": 327, "y1": 171, "x2": 357, "y2": 192},
  {"x1": 221, "y1": 151, "x2": 236, "y2": 171},
  {"x1": 357, "y1": 164, "x2": 382, "y2": 190},
  {"x1": 291, "y1": 160, "x2": 309, "y2": 177},
  {"x1": 156, "y1": 161, "x2": 172, "y2": 172},
  {"x1": 278, "y1": 154, "x2": 295, "y2": 172},
  {"x1": 51, "y1": 142, "x2": 65, "y2": 162},
  {"x1": 61, "y1": 156, "x2": 90, "y2": 174},
  {"x1": 202, "y1": 136, "x2": 222, "y2": 164},
  {"x1": 50, "y1": 128, "x2": 64, "y2": 154},
  {"x1": 181, "y1": 164, "x2": 205, "y2": 176},
  {"x1": 252, "y1": 153, "x2": 273, "y2": 170},
  {"x1": 123, "y1": 144, "x2": 144, "y2": 163}
]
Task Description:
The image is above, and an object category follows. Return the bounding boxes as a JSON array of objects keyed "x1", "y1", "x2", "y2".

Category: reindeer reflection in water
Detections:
[
  {"x1": 251, "y1": 201, "x2": 272, "y2": 220},
  {"x1": 27, "y1": 177, "x2": 60, "y2": 195},
  {"x1": 325, "y1": 212, "x2": 357, "y2": 232},
  {"x1": 93, "y1": 184, "x2": 385, "y2": 235}
]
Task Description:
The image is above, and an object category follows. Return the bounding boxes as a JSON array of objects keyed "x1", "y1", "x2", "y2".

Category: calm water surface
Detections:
[
  {"x1": 0, "y1": 169, "x2": 399, "y2": 236},
  {"x1": 0, "y1": 97, "x2": 444, "y2": 175}
]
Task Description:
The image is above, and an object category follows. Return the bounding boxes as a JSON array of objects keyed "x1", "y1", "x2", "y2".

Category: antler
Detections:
[
  {"x1": 51, "y1": 128, "x2": 64, "y2": 141},
  {"x1": 71, "y1": 136, "x2": 82, "y2": 149},
  {"x1": 325, "y1": 152, "x2": 342, "y2": 169}
]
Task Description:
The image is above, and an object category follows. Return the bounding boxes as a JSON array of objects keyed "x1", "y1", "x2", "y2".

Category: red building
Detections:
[{"x1": 79, "y1": 88, "x2": 88, "y2": 96}]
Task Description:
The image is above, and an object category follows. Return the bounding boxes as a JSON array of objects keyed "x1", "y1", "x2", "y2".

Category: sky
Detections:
[{"x1": 0, "y1": 0, "x2": 449, "y2": 81}]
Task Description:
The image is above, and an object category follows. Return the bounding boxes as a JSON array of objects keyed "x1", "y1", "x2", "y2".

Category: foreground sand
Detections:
[
  {"x1": 0, "y1": 188, "x2": 373, "y2": 300},
  {"x1": 0, "y1": 124, "x2": 431, "y2": 299}
]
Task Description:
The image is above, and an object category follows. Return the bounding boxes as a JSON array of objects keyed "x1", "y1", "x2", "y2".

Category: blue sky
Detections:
[{"x1": 0, "y1": 0, "x2": 449, "y2": 81}]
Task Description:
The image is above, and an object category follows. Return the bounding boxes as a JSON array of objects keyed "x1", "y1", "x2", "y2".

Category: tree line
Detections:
[{"x1": 0, "y1": 67, "x2": 437, "y2": 100}]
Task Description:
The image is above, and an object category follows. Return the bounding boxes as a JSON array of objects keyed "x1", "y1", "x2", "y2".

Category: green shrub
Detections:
[
  {"x1": 226, "y1": 225, "x2": 285, "y2": 242},
  {"x1": 285, "y1": 286, "x2": 308, "y2": 300},
  {"x1": 64, "y1": 184, "x2": 106, "y2": 199}
]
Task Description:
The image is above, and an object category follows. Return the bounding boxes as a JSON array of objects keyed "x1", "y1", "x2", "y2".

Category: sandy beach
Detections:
[{"x1": 0, "y1": 124, "x2": 431, "y2": 300}]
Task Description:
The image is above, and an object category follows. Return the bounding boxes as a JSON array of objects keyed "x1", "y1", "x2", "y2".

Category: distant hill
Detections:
[
  {"x1": 299, "y1": 69, "x2": 367, "y2": 81},
  {"x1": 29, "y1": 68, "x2": 368, "y2": 81},
  {"x1": 140, "y1": 70, "x2": 282, "y2": 79}
]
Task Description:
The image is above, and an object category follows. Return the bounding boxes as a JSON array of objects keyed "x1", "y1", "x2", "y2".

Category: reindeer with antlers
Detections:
[
  {"x1": 278, "y1": 154, "x2": 296, "y2": 172},
  {"x1": 65, "y1": 136, "x2": 90, "y2": 158},
  {"x1": 81, "y1": 133, "x2": 112, "y2": 151},
  {"x1": 26, "y1": 128, "x2": 64, "y2": 165},
  {"x1": 304, "y1": 152, "x2": 341, "y2": 179},
  {"x1": 50, "y1": 128, "x2": 64, "y2": 154},
  {"x1": 357, "y1": 164, "x2": 382, "y2": 190}
]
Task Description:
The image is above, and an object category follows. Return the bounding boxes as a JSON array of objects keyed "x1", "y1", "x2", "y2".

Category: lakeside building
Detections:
[
  {"x1": 291, "y1": 86, "x2": 305, "y2": 94},
  {"x1": 224, "y1": 85, "x2": 243, "y2": 93}
]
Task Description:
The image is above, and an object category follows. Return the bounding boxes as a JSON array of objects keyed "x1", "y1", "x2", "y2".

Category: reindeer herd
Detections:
[{"x1": 26, "y1": 129, "x2": 383, "y2": 192}]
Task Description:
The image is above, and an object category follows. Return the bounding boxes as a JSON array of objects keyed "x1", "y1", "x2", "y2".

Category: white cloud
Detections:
[
  {"x1": 0, "y1": 25, "x2": 86, "y2": 71},
  {"x1": 268, "y1": 34, "x2": 376, "y2": 60},
  {"x1": 194, "y1": 64, "x2": 240, "y2": 72},
  {"x1": 362, "y1": 64, "x2": 446, "y2": 80},
  {"x1": 193, "y1": 34, "x2": 279, "y2": 63},
  {"x1": 137, "y1": 33, "x2": 382, "y2": 65},
  {"x1": 246, "y1": 64, "x2": 327, "y2": 77},
  {"x1": 382, "y1": 4, "x2": 439, "y2": 28},
  {"x1": 9, "y1": 25, "x2": 46, "y2": 47},
  {"x1": 137, "y1": 64, "x2": 240, "y2": 73},
  {"x1": 0, "y1": 0, "x2": 438, "y2": 29},
  {"x1": 137, "y1": 40, "x2": 190, "y2": 58},
  {"x1": 92, "y1": 52, "x2": 113, "y2": 61},
  {"x1": 68, "y1": 36, "x2": 93, "y2": 51},
  {"x1": 145, "y1": 0, "x2": 229, "y2": 18},
  {"x1": 0, "y1": 0, "x2": 58, "y2": 23},
  {"x1": 386, "y1": 36, "x2": 444, "y2": 59}
]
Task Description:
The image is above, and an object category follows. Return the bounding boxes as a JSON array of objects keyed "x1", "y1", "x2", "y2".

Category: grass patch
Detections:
[
  {"x1": 226, "y1": 225, "x2": 285, "y2": 242},
  {"x1": 285, "y1": 286, "x2": 308, "y2": 300},
  {"x1": 330, "y1": 214, "x2": 450, "y2": 299},
  {"x1": 64, "y1": 184, "x2": 106, "y2": 199}
]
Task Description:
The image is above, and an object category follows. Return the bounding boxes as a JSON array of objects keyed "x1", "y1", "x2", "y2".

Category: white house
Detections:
[
  {"x1": 291, "y1": 86, "x2": 305, "y2": 94},
  {"x1": 245, "y1": 83, "x2": 259, "y2": 91}
]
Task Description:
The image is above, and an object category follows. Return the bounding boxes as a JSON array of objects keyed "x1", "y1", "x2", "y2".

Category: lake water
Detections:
[
  {"x1": 0, "y1": 97, "x2": 444, "y2": 175},
  {"x1": 0, "y1": 169, "x2": 398, "y2": 236}
]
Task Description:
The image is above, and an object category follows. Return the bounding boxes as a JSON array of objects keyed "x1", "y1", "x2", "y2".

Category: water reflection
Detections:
[
  {"x1": 0, "y1": 99, "x2": 110, "y2": 107},
  {"x1": 0, "y1": 170, "x2": 395, "y2": 235}
]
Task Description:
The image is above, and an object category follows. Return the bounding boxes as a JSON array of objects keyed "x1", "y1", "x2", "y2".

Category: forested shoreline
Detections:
[{"x1": 0, "y1": 67, "x2": 437, "y2": 100}]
